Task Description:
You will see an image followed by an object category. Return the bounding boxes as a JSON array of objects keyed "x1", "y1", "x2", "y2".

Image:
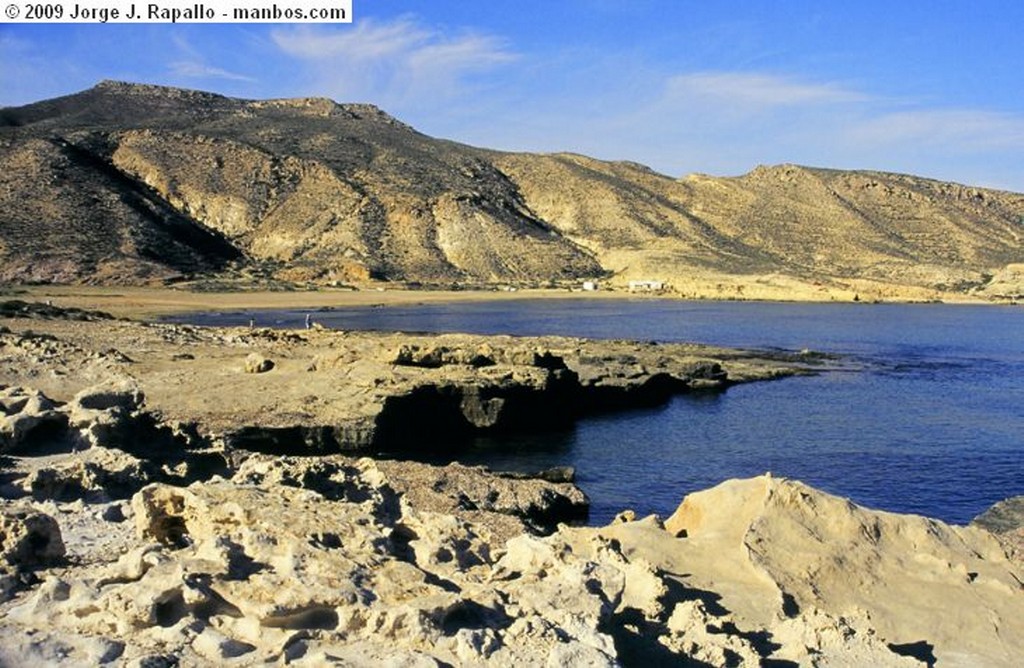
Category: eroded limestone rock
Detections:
[
  {"x1": 0, "y1": 386, "x2": 68, "y2": 453},
  {"x1": 0, "y1": 471, "x2": 614, "y2": 665},
  {"x1": 2, "y1": 465, "x2": 1023, "y2": 666},
  {"x1": 22, "y1": 447, "x2": 151, "y2": 501},
  {"x1": 66, "y1": 379, "x2": 147, "y2": 451},
  {"x1": 0, "y1": 506, "x2": 65, "y2": 568}
]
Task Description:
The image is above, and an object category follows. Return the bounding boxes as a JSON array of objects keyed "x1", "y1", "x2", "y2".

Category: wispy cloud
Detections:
[
  {"x1": 406, "y1": 34, "x2": 516, "y2": 74},
  {"x1": 167, "y1": 34, "x2": 256, "y2": 83},
  {"x1": 664, "y1": 71, "x2": 869, "y2": 109},
  {"x1": 0, "y1": 31, "x2": 33, "y2": 53},
  {"x1": 168, "y1": 61, "x2": 256, "y2": 82},
  {"x1": 270, "y1": 17, "x2": 517, "y2": 107},
  {"x1": 272, "y1": 18, "x2": 431, "y2": 60},
  {"x1": 431, "y1": 61, "x2": 1024, "y2": 189},
  {"x1": 849, "y1": 109, "x2": 1024, "y2": 152}
]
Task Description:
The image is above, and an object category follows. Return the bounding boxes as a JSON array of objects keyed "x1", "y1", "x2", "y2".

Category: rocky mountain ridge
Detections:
[{"x1": 3, "y1": 81, "x2": 1022, "y2": 300}]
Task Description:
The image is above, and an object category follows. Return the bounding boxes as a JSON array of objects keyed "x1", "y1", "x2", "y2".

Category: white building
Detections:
[{"x1": 628, "y1": 280, "x2": 665, "y2": 292}]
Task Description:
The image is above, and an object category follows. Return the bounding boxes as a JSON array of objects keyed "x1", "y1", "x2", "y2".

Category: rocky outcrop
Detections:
[
  {"x1": 0, "y1": 309, "x2": 1020, "y2": 664},
  {"x1": 2, "y1": 448, "x2": 1021, "y2": 666},
  {"x1": 0, "y1": 412, "x2": 609, "y2": 665},
  {"x1": 0, "y1": 507, "x2": 65, "y2": 568},
  {"x1": 645, "y1": 475, "x2": 1024, "y2": 666},
  {"x1": 974, "y1": 495, "x2": 1024, "y2": 561},
  {"x1": 2, "y1": 380, "x2": 160, "y2": 456},
  {"x1": 1, "y1": 385, "x2": 68, "y2": 453},
  {"x1": 0, "y1": 379, "x2": 226, "y2": 504},
  {"x1": 1, "y1": 310, "x2": 810, "y2": 457},
  {"x1": 0, "y1": 506, "x2": 66, "y2": 604}
]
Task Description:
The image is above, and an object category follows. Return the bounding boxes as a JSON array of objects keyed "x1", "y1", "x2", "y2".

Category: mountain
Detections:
[{"x1": 2, "y1": 81, "x2": 1022, "y2": 299}]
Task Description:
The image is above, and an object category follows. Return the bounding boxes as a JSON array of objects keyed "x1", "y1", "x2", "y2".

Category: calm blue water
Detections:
[{"x1": 172, "y1": 300, "x2": 1024, "y2": 526}]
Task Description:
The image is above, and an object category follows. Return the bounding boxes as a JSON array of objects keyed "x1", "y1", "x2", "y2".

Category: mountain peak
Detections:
[{"x1": 92, "y1": 79, "x2": 236, "y2": 103}]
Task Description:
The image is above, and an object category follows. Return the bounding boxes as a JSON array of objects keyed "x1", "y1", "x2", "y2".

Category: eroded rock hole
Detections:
[
  {"x1": 262, "y1": 606, "x2": 339, "y2": 630},
  {"x1": 441, "y1": 600, "x2": 510, "y2": 636},
  {"x1": 151, "y1": 514, "x2": 190, "y2": 549},
  {"x1": 154, "y1": 590, "x2": 187, "y2": 627}
]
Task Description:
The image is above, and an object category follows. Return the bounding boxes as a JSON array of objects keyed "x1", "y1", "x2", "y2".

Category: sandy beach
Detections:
[{"x1": 6, "y1": 285, "x2": 650, "y2": 319}]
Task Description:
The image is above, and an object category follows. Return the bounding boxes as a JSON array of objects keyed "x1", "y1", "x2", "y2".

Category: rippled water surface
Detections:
[{"x1": 174, "y1": 300, "x2": 1024, "y2": 525}]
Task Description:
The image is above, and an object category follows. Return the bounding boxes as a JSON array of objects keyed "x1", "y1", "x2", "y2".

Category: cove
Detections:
[{"x1": 169, "y1": 299, "x2": 1024, "y2": 525}]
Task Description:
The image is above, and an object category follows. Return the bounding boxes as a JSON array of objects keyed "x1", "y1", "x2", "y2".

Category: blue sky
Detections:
[{"x1": 2, "y1": 1, "x2": 1023, "y2": 190}]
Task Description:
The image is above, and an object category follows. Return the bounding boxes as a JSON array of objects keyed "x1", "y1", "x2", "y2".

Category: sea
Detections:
[{"x1": 171, "y1": 299, "x2": 1024, "y2": 526}]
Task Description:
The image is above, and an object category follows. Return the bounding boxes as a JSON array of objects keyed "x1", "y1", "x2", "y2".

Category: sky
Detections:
[{"x1": 2, "y1": 1, "x2": 1023, "y2": 190}]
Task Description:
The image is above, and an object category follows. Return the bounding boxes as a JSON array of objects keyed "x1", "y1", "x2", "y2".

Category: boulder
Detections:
[
  {"x1": 67, "y1": 379, "x2": 145, "y2": 450},
  {"x1": 0, "y1": 506, "x2": 65, "y2": 567},
  {"x1": 243, "y1": 353, "x2": 274, "y2": 374},
  {"x1": 653, "y1": 475, "x2": 1024, "y2": 666},
  {"x1": 0, "y1": 386, "x2": 68, "y2": 454},
  {"x1": 71, "y1": 379, "x2": 144, "y2": 413}
]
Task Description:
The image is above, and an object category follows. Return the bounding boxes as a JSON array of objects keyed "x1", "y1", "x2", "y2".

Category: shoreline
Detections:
[
  {"x1": 1, "y1": 301, "x2": 1022, "y2": 665},
  {"x1": 2, "y1": 283, "x2": 1003, "y2": 320}
]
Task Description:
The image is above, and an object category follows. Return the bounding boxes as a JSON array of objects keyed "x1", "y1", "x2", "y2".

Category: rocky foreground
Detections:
[{"x1": 1, "y1": 302, "x2": 1022, "y2": 666}]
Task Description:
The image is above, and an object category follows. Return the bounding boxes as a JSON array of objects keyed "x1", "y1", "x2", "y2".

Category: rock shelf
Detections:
[{"x1": 0, "y1": 301, "x2": 808, "y2": 455}]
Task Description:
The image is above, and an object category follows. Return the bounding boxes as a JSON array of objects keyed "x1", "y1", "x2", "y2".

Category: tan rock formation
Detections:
[
  {"x1": 0, "y1": 302, "x2": 807, "y2": 454},
  {"x1": 646, "y1": 475, "x2": 1022, "y2": 666},
  {"x1": 0, "y1": 507, "x2": 65, "y2": 569},
  {"x1": 1, "y1": 303, "x2": 1020, "y2": 665},
  {"x1": 4, "y1": 456, "x2": 1020, "y2": 665}
]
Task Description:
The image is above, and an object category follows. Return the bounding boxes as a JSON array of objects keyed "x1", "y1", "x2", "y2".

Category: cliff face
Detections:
[{"x1": 2, "y1": 81, "x2": 1022, "y2": 297}]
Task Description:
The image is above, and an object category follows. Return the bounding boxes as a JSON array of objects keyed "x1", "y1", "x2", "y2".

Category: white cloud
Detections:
[
  {"x1": 0, "y1": 32, "x2": 33, "y2": 52},
  {"x1": 168, "y1": 61, "x2": 256, "y2": 82},
  {"x1": 664, "y1": 71, "x2": 869, "y2": 109},
  {"x1": 273, "y1": 18, "x2": 431, "y2": 60},
  {"x1": 167, "y1": 34, "x2": 255, "y2": 83},
  {"x1": 270, "y1": 18, "x2": 517, "y2": 108},
  {"x1": 428, "y1": 63, "x2": 1024, "y2": 190},
  {"x1": 407, "y1": 34, "x2": 516, "y2": 74},
  {"x1": 849, "y1": 109, "x2": 1024, "y2": 152}
]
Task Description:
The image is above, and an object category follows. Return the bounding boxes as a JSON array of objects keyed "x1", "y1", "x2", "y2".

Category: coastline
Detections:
[
  {"x1": 3, "y1": 281, "x2": 1004, "y2": 321},
  {"x1": 1, "y1": 300, "x2": 1021, "y2": 665}
]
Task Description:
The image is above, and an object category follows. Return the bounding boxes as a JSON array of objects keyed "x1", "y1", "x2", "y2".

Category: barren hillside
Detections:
[
  {"x1": 2, "y1": 81, "x2": 1022, "y2": 299},
  {"x1": 494, "y1": 153, "x2": 1024, "y2": 299}
]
